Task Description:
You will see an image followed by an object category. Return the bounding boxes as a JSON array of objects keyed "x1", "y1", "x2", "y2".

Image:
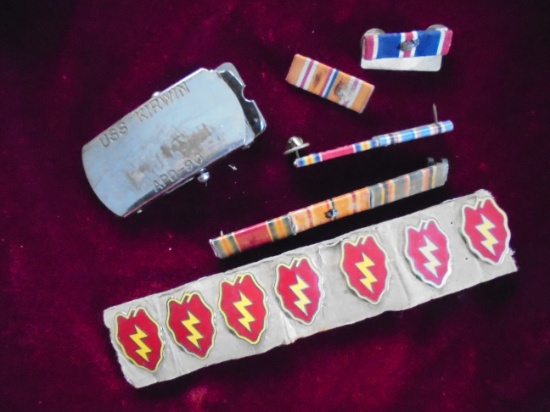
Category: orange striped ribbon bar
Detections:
[
  {"x1": 286, "y1": 54, "x2": 375, "y2": 113},
  {"x1": 210, "y1": 160, "x2": 449, "y2": 258}
]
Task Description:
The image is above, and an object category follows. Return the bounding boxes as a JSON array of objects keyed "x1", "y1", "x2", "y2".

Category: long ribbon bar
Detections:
[
  {"x1": 210, "y1": 161, "x2": 448, "y2": 258},
  {"x1": 294, "y1": 120, "x2": 453, "y2": 168}
]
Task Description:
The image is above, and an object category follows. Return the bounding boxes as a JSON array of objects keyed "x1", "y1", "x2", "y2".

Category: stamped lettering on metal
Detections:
[{"x1": 82, "y1": 63, "x2": 266, "y2": 217}]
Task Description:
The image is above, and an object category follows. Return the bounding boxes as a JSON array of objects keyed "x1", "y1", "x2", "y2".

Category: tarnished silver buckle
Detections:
[{"x1": 82, "y1": 63, "x2": 266, "y2": 217}]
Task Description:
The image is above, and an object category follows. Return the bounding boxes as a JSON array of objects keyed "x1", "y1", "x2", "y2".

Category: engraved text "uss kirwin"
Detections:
[
  {"x1": 99, "y1": 84, "x2": 190, "y2": 148},
  {"x1": 134, "y1": 84, "x2": 190, "y2": 123}
]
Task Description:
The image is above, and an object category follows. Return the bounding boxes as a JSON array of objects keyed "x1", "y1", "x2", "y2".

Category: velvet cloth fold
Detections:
[{"x1": 1, "y1": 1, "x2": 548, "y2": 410}]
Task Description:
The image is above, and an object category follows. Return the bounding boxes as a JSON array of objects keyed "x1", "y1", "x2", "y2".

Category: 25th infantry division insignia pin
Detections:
[{"x1": 461, "y1": 197, "x2": 511, "y2": 265}]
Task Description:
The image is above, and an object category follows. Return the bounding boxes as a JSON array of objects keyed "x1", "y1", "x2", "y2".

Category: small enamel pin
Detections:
[
  {"x1": 404, "y1": 219, "x2": 452, "y2": 288},
  {"x1": 275, "y1": 257, "x2": 323, "y2": 325},
  {"x1": 461, "y1": 197, "x2": 511, "y2": 265},
  {"x1": 361, "y1": 25, "x2": 453, "y2": 71},
  {"x1": 166, "y1": 292, "x2": 217, "y2": 360},
  {"x1": 115, "y1": 307, "x2": 164, "y2": 372},
  {"x1": 340, "y1": 235, "x2": 390, "y2": 304},
  {"x1": 82, "y1": 63, "x2": 266, "y2": 217},
  {"x1": 218, "y1": 273, "x2": 268, "y2": 344}
]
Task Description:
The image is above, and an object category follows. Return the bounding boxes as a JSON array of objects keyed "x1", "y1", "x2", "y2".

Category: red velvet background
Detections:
[{"x1": 1, "y1": 1, "x2": 548, "y2": 410}]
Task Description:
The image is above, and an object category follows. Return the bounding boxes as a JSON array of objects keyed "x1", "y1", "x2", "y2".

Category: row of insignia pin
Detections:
[{"x1": 113, "y1": 197, "x2": 510, "y2": 374}]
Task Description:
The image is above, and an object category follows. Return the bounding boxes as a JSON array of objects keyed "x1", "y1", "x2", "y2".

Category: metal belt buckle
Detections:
[{"x1": 82, "y1": 63, "x2": 266, "y2": 217}]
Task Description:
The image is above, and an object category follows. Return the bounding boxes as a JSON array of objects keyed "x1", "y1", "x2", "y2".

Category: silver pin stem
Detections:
[{"x1": 433, "y1": 103, "x2": 439, "y2": 124}]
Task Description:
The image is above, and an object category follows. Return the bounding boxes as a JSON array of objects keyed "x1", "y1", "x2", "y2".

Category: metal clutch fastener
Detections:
[{"x1": 82, "y1": 63, "x2": 266, "y2": 217}]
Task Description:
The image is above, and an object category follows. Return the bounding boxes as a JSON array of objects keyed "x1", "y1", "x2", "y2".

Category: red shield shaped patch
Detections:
[
  {"x1": 340, "y1": 235, "x2": 390, "y2": 304},
  {"x1": 219, "y1": 273, "x2": 268, "y2": 344},
  {"x1": 166, "y1": 292, "x2": 216, "y2": 360},
  {"x1": 275, "y1": 257, "x2": 322, "y2": 325},
  {"x1": 115, "y1": 307, "x2": 164, "y2": 372},
  {"x1": 461, "y1": 197, "x2": 511, "y2": 264},
  {"x1": 405, "y1": 219, "x2": 451, "y2": 288}
]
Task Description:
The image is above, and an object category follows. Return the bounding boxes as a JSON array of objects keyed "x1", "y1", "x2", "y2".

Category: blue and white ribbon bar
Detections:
[{"x1": 361, "y1": 27, "x2": 453, "y2": 71}]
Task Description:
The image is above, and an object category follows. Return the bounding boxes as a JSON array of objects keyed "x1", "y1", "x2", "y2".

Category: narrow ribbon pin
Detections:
[
  {"x1": 294, "y1": 120, "x2": 453, "y2": 168},
  {"x1": 210, "y1": 160, "x2": 449, "y2": 258},
  {"x1": 286, "y1": 54, "x2": 375, "y2": 113}
]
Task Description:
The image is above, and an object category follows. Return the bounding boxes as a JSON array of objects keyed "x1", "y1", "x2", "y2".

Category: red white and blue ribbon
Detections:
[
  {"x1": 363, "y1": 29, "x2": 453, "y2": 60},
  {"x1": 295, "y1": 120, "x2": 453, "y2": 168}
]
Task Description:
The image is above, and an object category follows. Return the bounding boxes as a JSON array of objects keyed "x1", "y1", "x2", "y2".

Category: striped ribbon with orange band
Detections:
[
  {"x1": 286, "y1": 54, "x2": 375, "y2": 113},
  {"x1": 210, "y1": 161, "x2": 449, "y2": 258}
]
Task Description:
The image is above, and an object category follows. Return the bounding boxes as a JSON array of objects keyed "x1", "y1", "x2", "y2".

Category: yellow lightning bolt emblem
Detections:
[
  {"x1": 130, "y1": 326, "x2": 151, "y2": 362},
  {"x1": 289, "y1": 275, "x2": 311, "y2": 314},
  {"x1": 355, "y1": 253, "x2": 377, "y2": 293},
  {"x1": 476, "y1": 215, "x2": 497, "y2": 254},
  {"x1": 234, "y1": 292, "x2": 255, "y2": 332},
  {"x1": 182, "y1": 311, "x2": 203, "y2": 349},
  {"x1": 419, "y1": 237, "x2": 441, "y2": 276}
]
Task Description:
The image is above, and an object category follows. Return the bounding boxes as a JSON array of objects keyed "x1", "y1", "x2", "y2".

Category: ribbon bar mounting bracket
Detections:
[{"x1": 82, "y1": 63, "x2": 266, "y2": 217}]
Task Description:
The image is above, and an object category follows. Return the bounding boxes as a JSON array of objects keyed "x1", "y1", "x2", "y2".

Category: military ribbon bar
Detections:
[
  {"x1": 210, "y1": 161, "x2": 449, "y2": 258},
  {"x1": 361, "y1": 27, "x2": 453, "y2": 71},
  {"x1": 362, "y1": 29, "x2": 453, "y2": 61},
  {"x1": 286, "y1": 54, "x2": 375, "y2": 113},
  {"x1": 294, "y1": 120, "x2": 454, "y2": 168}
]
